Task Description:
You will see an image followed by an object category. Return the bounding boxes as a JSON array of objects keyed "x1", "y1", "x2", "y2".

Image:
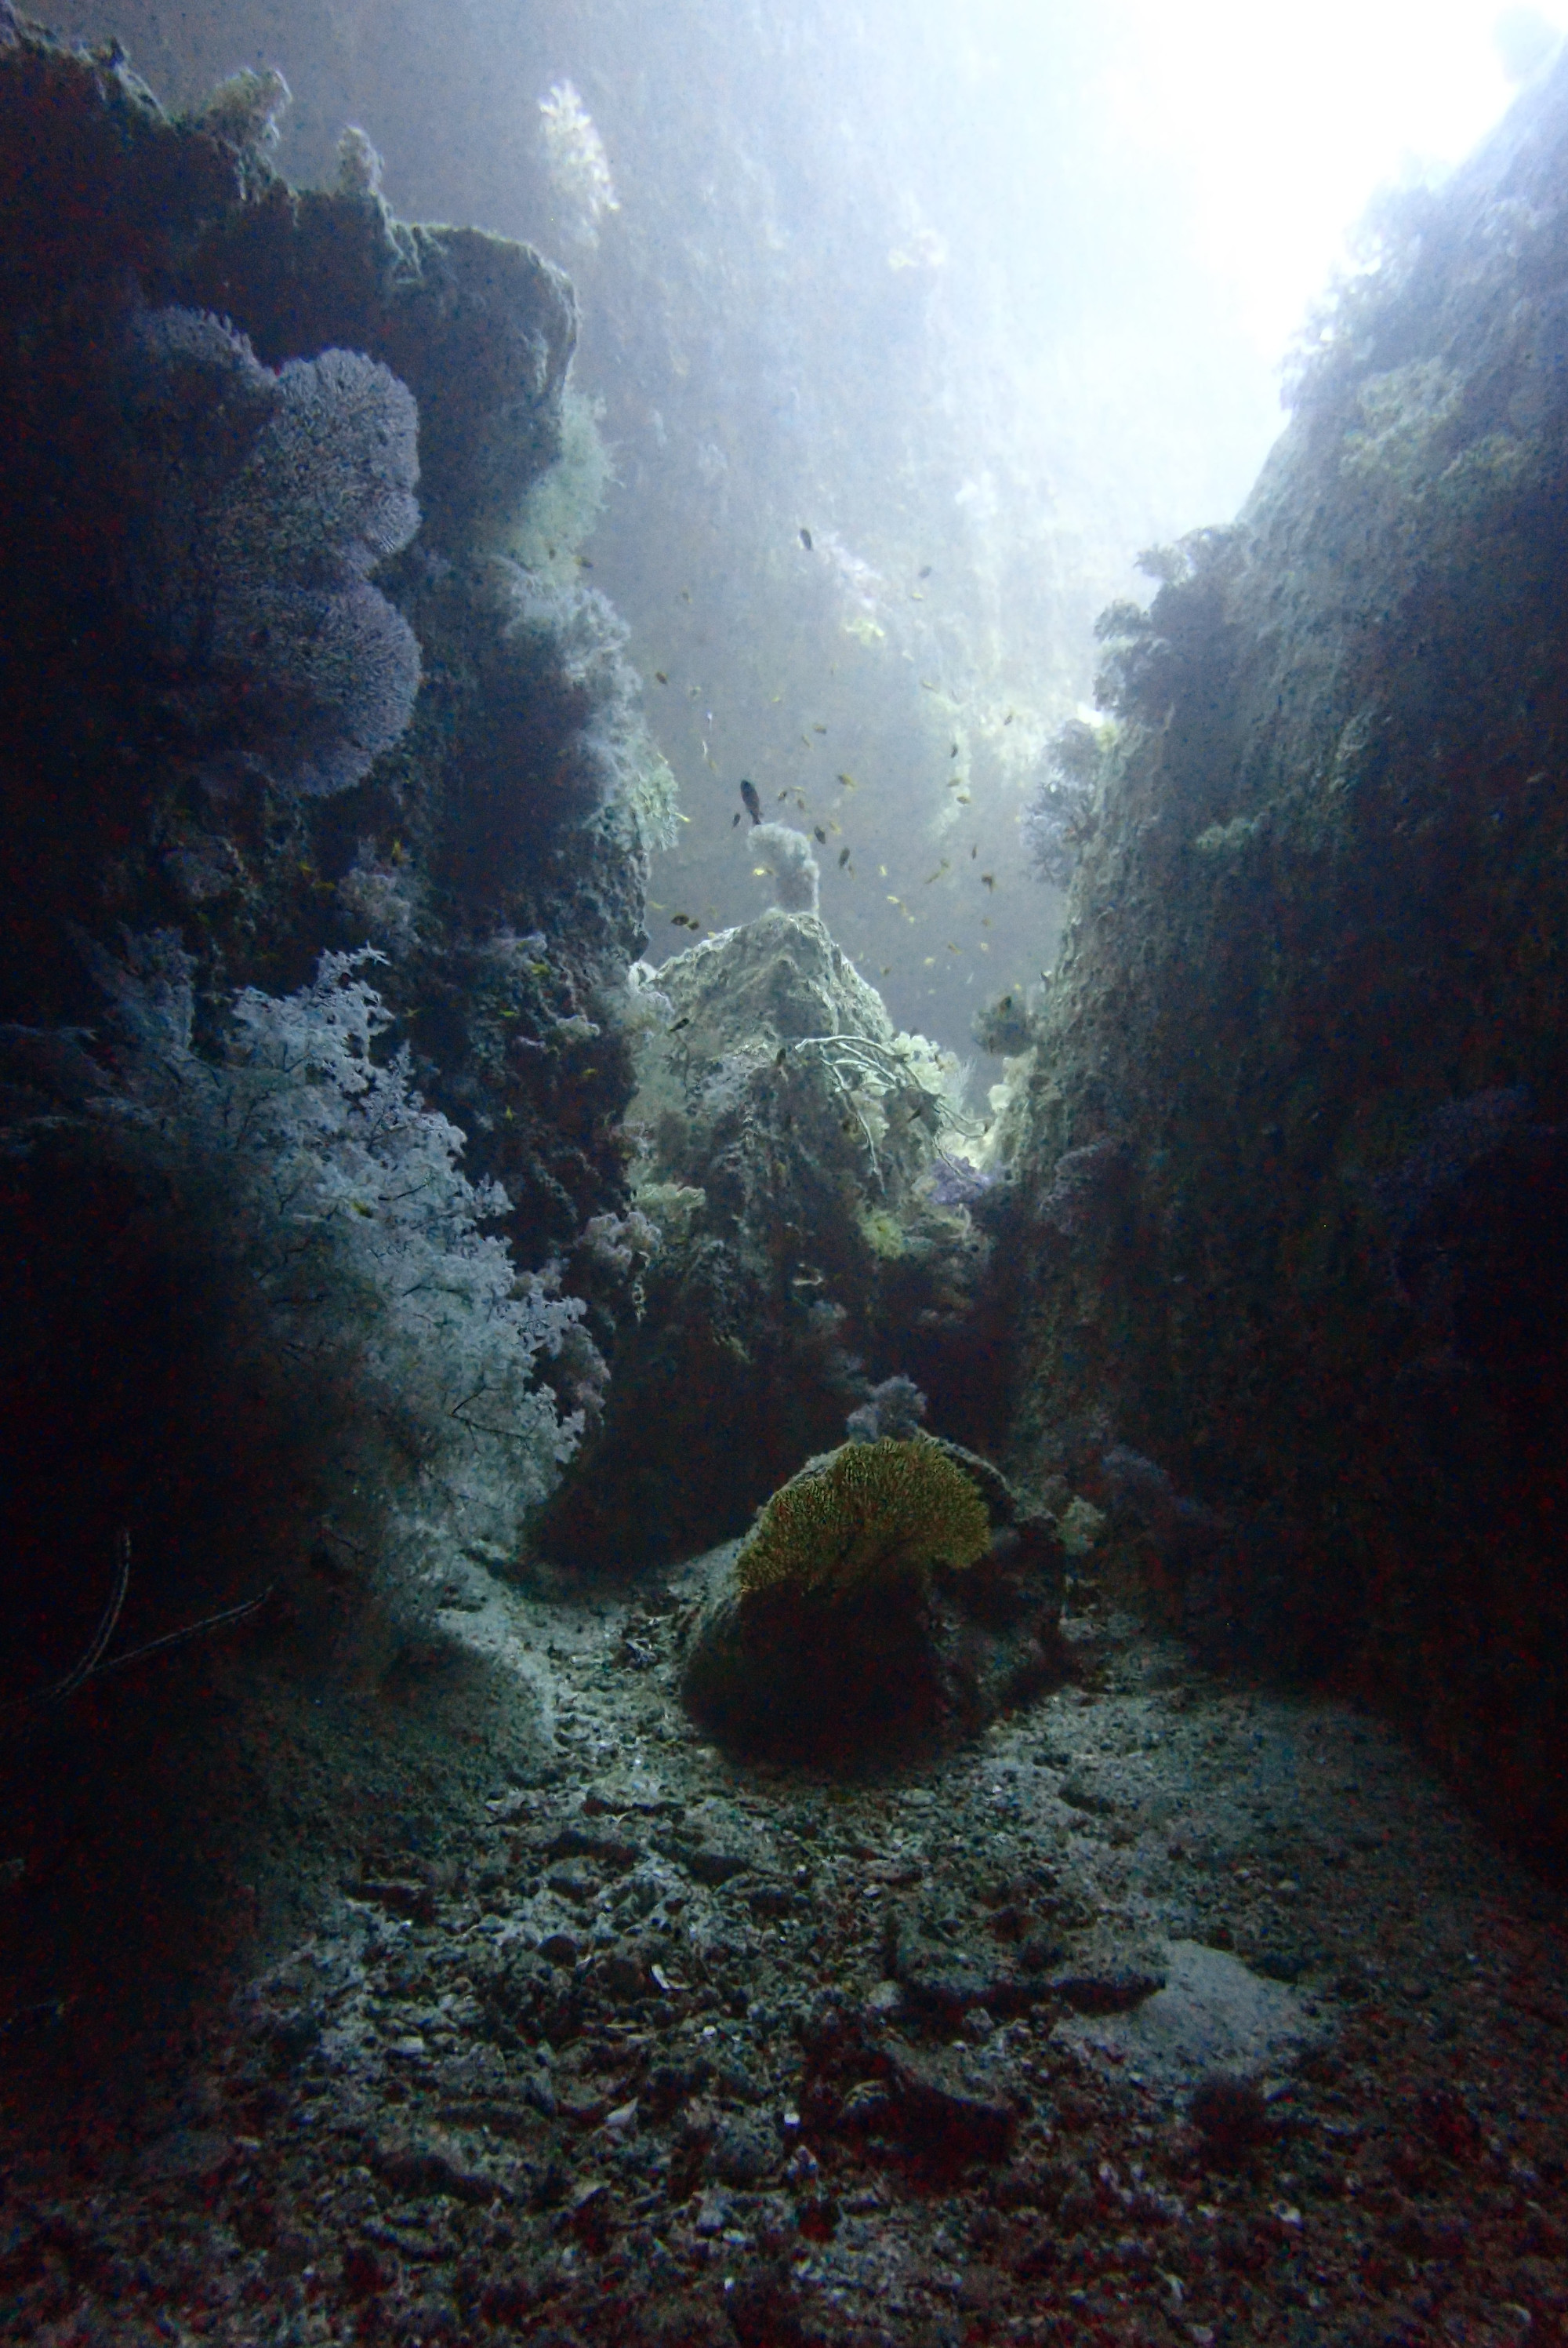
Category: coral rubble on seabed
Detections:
[{"x1": 2, "y1": 1567, "x2": 1563, "y2": 2346}]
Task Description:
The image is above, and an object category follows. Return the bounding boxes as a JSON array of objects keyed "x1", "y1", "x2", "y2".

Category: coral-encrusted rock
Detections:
[
  {"x1": 537, "y1": 910, "x2": 1012, "y2": 1567},
  {"x1": 0, "y1": 19, "x2": 648, "y2": 1258},
  {"x1": 179, "y1": 195, "x2": 576, "y2": 558},
  {"x1": 678, "y1": 1438, "x2": 1065, "y2": 1762}
]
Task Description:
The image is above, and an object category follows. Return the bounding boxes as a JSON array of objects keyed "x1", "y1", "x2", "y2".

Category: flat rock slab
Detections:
[{"x1": 1053, "y1": 1937, "x2": 1333, "y2": 2095}]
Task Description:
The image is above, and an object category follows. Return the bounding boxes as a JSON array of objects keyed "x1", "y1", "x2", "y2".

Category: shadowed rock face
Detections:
[{"x1": 1004, "y1": 50, "x2": 1568, "y2": 1857}]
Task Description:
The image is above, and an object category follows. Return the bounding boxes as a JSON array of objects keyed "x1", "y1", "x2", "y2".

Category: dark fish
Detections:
[
  {"x1": 918, "y1": 564, "x2": 932, "y2": 579},
  {"x1": 800, "y1": 526, "x2": 813, "y2": 551},
  {"x1": 981, "y1": 873, "x2": 996, "y2": 891},
  {"x1": 670, "y1": 1016, "x2": 691, "y2": 1031},
  {"x1": 732, "y1": 811, "x2": 742, "y2": 827},
  {"x1": 740, "y1": 779, "x2": 762, "y2": 825},
  {"x1": 950, "y1": 743, "x2": 959, "y2": 758},
  {"x1": 655, "y1": 670, "x2": 669, "y2": 684},
  {"x1": 838, "y1": 846, "x2": 851, "y2": 869},
  {"x1": 814, "y1": 827, "x2": 827, "y2": 843},
  {"x1": 578, "y1": 555, "x2": 593, "y2": 569}
]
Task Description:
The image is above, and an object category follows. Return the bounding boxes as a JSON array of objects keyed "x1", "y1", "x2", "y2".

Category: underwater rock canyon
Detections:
[{"x1": 0, "y1": 15, "x2": 1566, "y2": 2348}]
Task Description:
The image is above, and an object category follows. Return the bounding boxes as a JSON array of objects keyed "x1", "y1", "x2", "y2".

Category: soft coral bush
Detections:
[{"x1": 78, "y1": 932, "x2": 597, "y2": 1590}]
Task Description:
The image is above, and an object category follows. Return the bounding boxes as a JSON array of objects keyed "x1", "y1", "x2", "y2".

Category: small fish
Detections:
[
  {"x1": 920, "y1": 678, "x2": 939, "y2": 691},
  {"x1": 655, "y1": 670, "x2": 669, "y2": 685},
  {"x1": 681, "y1": 587, "x2": 691, "y2": 602},
  {"x1": 671, "y1": 912, "x2": 696, "y2": 928},
  {"x1": 971, "y1": 844, "x2": 978, "y2": 857},
  {"x1": 924, "y1": 858, "x2": 950, "y2": 884},
  {"x1": 838, "y1": 846, "x2": 851, "y2": 869},
  {"x1": 1003, "y1": 710, "x2": 1014, "y2": 725},
  {"x1": 812, "y1": 724, "x2": 827, "y2": 735},
  {"x1": 918, "y1": 565, "x2": 932, "y2": 580},
  {"x1": 778, "y1": 787, "x2": 791, "y2": 801},
  {"x1": 800, "y1": 526, "x2": 813, "y2": 551},
  {"x1": 814, "y1": 826, "x2": 827, "y2": 843},
  {"x1": 740, "y1": 779, "x2": 762, "y2": 824},
  {"x1": 577, "y1": 555, "x2": 593, "y2": 569},
  {"x1": 669, "y1": 1016, "x2": 691, "y2": 1032},
  {"x1": 732, "y1": 811, "x2": 742, "y2": 827},
  {"x1": 950, "y1": 743, "x2": 960, "y2": 758},
  {"x1": 981, "y1": 872, "x2": 996, "y2": 890},
  {"x1": 837, "y1": 771, "x2": 857, "y2": 789},
  {"x1": 775, "y1": 1046, "x2": 789, "y2": 1067}
]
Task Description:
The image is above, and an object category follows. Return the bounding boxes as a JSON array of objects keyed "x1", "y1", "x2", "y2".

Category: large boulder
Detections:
[{"x1": 678, "y1": 1433, "x2": 1065, "y2": 1763}]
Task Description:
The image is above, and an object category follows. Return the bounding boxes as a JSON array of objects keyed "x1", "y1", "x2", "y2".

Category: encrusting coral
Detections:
[{"x1": 734, "y1": 1433, "x2": 991, "y2": 1600}]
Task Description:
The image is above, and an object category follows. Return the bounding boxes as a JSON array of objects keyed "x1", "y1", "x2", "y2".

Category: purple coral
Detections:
[
  {"x1": 846, "y1": 1374, "x2": 927, "y2": 1444},
  {"x1": 927, "y1": 1151, "x2": 998, "y2": 1209},
  {"x1": 123, "y1": 307, "x2": 422, "y2": 797}
]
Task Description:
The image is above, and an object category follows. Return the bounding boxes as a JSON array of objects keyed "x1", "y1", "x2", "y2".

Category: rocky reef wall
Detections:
[
  {"x1": 0, "y1": 16, "x2": 665, "y2": 1684},
  {"x1": 1005, "y1": 50, "x2": 1568, "y2": 1859}
]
